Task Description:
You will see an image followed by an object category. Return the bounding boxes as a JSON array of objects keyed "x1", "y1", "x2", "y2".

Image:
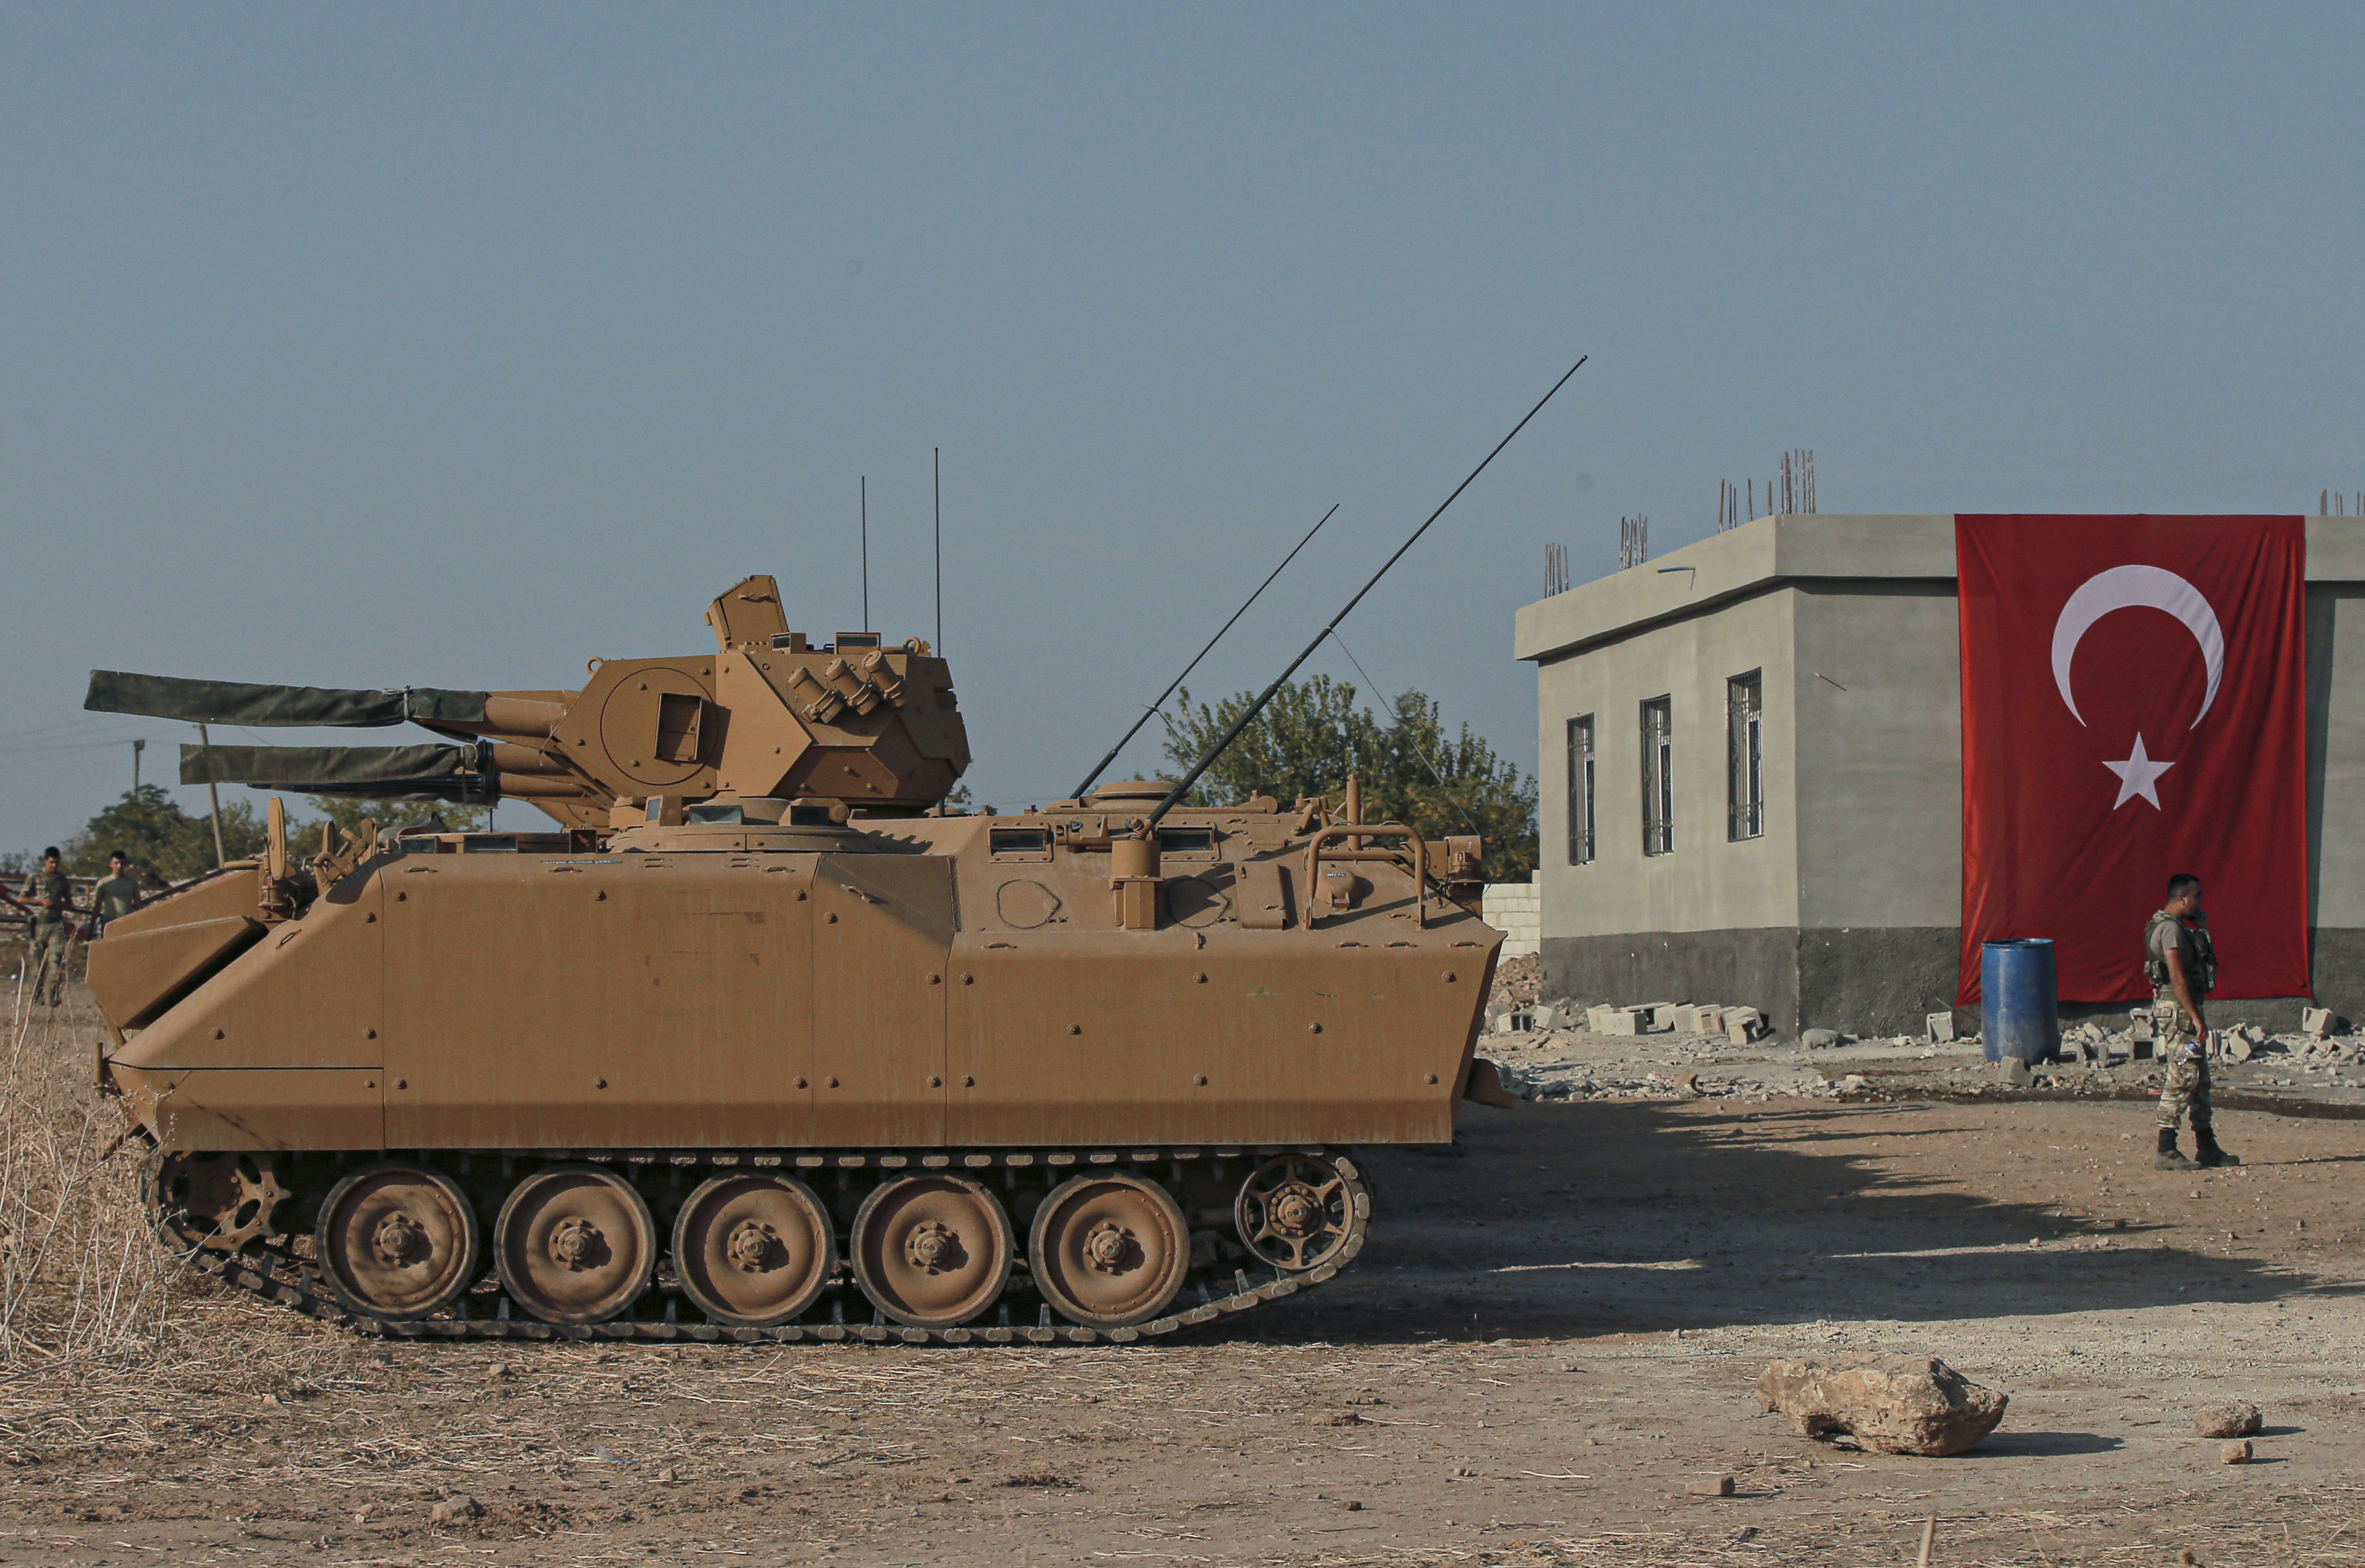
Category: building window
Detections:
[
  {"x1": 1566, "y1": 715, "x2": 1595, "y2": 864},
  {"x1": 1640, "y1": 696, "x2": 1673, "y2": 855},
  {"x1": 1728, "y1": 671, "x2": 1764, "y2": 841}
]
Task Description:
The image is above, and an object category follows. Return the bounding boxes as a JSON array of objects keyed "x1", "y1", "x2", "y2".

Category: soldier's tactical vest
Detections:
[{"x1": 2144, "y1": 910, "x2": 2217, "y2": 996}]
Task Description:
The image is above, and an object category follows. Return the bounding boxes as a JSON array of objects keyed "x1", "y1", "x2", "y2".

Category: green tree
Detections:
[
  {"x1": 1160, "y1": 677, "x2": 1538, "y2": 882},
  {"x1": 64, "y1": 785, "x2": 268, "y2": 882}
]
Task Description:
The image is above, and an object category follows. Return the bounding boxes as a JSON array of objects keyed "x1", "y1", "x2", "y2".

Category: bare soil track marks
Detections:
[{"x1": 2, "y1": 998, "x2": 2360, "y2": 1565}]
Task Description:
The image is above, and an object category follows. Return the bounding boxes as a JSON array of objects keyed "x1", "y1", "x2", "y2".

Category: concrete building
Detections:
[
  {"x1": 1480, "y1": 880, "x2": 1540, "y2": 959},
  {"x1": 1513, "y1": 513, "x2": 2365, "y2": 1034}
]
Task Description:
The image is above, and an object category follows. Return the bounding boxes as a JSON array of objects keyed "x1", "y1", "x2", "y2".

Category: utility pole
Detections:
[
  {"x1": 132, "y1": 738, "x2": 145, "y2": 793},
  {"x1": 196, "y1": 724, "x2": 226, "y2": 867}
]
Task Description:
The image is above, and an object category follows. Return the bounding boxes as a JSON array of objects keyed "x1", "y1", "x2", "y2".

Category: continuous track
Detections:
[{"x1": 157, "y1": 1146, "x2": 1371, "y2": 1347}]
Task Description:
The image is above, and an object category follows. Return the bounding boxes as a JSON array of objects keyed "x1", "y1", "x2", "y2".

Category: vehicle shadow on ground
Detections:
[{"x1": 1255, "y1": 1099, "x2": 2360, "y2": 1345}]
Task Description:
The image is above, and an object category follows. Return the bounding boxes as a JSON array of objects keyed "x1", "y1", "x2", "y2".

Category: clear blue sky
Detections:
[{"x1": 4, "y1": 4, "x2": 2360, "y2": 853}]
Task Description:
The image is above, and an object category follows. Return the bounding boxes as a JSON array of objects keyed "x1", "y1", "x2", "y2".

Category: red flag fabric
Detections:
[{"x1": 1957, "y1": 516, "x2": 2309, "y2": 1004}]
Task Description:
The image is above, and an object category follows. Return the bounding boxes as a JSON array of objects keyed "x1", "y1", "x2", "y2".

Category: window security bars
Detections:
[{"x1": 1640, "y1": 697, "x2": 1673, "y2": 856}]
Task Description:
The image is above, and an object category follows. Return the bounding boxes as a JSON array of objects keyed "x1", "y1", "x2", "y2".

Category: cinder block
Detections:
[
  {"x1": 1684, "y1": 1005, "x2": 1725, "y2": 1035},
  {"x1": 1925, "y1": 1011, "x2": 1956, "y2": 1043},
  {"x1": 1725, "y1": 1007, "x2": 1764, "y2": 1038},
  {"x1": 1586, "y1": 1004, "x2": 1614, "y2": 1032},
  {"x1": 2302, "y1": 1007, "x2": 2334, "y2": 1037},
  {"x1": 1599, "y1": 1009, "x2": 1643, "y2": 1036}
]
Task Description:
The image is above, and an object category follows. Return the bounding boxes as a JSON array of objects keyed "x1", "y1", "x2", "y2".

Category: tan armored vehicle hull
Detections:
[{"x1": 85, "y1": 582, "x2": 1503, "y2": 1345}]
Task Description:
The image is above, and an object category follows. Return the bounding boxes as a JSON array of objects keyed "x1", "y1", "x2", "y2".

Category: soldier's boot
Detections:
[
  {"x1": 2194, "y1": 1129, "x2": 2240, "y2": 1168},
  {"x1": 2153, "y1": 1128, "x2": 2199, "y2": 1171}
]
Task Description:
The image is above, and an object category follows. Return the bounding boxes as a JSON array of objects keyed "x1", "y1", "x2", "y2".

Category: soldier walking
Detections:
[
  {"x1": 17, "y1": 847, "x2": 77, "y2": 1008},
  {"x1": 88, "y1": 850, "x2": 142, "y2": 937},
  {"x1": 2145, "y1": 873, "x2": 2237, "y2": 1170}
]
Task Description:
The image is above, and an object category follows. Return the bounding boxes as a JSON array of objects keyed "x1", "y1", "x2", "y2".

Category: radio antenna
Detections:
[
  {"x1": 933, "y1": 447, "x2": 942, "y2": 654},
  {"x1": 1147, "y1": 356, "x2": 1588, "y2": 826},
  {"x1": 1071, "y1": 501, "x2": 1340, "y2": 801},
  {"x1": 859, "y1": 475, "x2": 871, "y2": 633}
]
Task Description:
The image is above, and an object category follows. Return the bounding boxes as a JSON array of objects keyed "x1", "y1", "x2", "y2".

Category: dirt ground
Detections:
[{"x1": 3, "y1": 1005, "x2": 2362, "y2": 1566}]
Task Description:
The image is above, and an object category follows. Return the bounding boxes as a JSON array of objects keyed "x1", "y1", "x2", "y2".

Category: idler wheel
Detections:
[
  {"x1": 494, "y1": 1164, "x2": 657, "y2": 1325},
  {"x1": 315, "y1": 1161, "x2": 482, "y2": 1322},
  {"x1": 849, "y1": 1175, "x2": 1012, "y2": 1329},
  {"x1": 1028, "y1": 1172, "x2": 1190, "y2": 1330},
  {"x1": 1233, "y1": 1153, "x2": 1361, "y2": 1272},
  {"x1": 672, "y1": 1173, "x2": 836, "y2": 1328}
]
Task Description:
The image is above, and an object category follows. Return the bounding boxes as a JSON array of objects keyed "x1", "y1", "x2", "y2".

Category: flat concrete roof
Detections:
[{"x1": 1516, "y1": 513, "x2": 2365, "y2": 664}]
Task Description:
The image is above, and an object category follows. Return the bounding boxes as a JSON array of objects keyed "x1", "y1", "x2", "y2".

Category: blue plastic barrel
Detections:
[{"x1": 1981, "y1": 939, "x2": 2059, "y2": 1064}]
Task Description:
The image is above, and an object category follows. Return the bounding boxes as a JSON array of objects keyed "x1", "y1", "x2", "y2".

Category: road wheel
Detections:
[
  {"x1": 315, "y1": 1161, "x2": 481, "y2": 1322},
  {"x1": 672, "y1": 1173, "x2": 836, "y2": 1327},
  {"x1": 1029, "y1": 1172, "x2": 1189, "y2": 1329},
  {"x1": 494, "y1": 1164, "x2": 656, "y2": 1325},
  {"x1": 849, "y1": 1175, "x2": 1012, "y2": 1329}
]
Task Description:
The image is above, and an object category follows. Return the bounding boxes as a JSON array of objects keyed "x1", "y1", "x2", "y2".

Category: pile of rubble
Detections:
[
  {"x1": 1472, "y1": 989, "x2": 2365, "y2": 1109},
  {"x1": 1487, "y1": 997, "x2": 1770, "y2": 1047},
  {"x1": 1477, "y1": 998, "x2": 1877, "y2": 1104}
]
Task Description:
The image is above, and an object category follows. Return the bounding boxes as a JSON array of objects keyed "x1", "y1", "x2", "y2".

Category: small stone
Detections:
[
  {"x1": 2220, "y1": 1439, "x2": 2252, "y2": 1465},
  {"x1": 487, "y1": 1363, "x2": 512, "y2": 1379},
  {"x1": 429, "y1": 1494, "x2": 482, "y2": 1525},
  {"x1": 656, "y1": 1465, "x2": 679, "y2": 1484},
  {"x1": 1451, "y1": 1464, "x2": 1475, "y2": 1477},
  {"x1": 1342, "y1": 1499, "x2": 1364, "y2": 1511},
  {"x1": 1801, "y1": 1029, "x2": 1840, "y2": 1049},
  {"x1": 1687, "y1": 1473, "x2": 1736, "y2": 1497},
  {"x1": 2192, "y1": 1402, "x2": 2262, "y2": 1438},
  {"x1": 1998, "y1": 1057, "x2": 2032, "y2": 1087}
]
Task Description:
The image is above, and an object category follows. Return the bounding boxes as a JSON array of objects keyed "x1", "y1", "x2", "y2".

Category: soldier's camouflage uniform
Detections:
[
  {"x1": 2147, "y1": 911, "x2": 2214, "y2": 1135},
  {"x1": 20, "y1": 866, "x2": 74, "y2": 1008}
]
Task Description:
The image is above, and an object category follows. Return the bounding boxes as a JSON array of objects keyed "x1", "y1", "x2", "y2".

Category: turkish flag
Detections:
[{"x1": 1957, "y1": 516, "x2": 2309, "y2": 1004}]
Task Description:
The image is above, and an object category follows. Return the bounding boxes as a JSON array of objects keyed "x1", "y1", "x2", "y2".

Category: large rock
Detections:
[
  {"x1": 2193, "y1": 1402, "x2": 2262, "y2": 1438},
  {"x1": 1757, "y1": 1356, "x2": 2008, "y2": 1456}
]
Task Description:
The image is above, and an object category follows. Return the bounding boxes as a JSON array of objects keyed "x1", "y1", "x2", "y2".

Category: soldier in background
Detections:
[
  {"x1": 17, "y1": 847, "x2": 77, "y2": 1008},
  {"x1": 2146, "y1": 872, "x2": 2237, "y2": 1170},
  {"x1": 89, "y1": 850, "x2": 142, "y2": 937}
]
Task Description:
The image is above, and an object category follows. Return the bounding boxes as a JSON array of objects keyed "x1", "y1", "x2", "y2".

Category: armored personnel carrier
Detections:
[{"x1": 84, "y1": 576, "x2": 1506, "y2": 1345}]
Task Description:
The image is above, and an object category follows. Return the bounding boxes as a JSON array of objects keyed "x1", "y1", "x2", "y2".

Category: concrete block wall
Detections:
[{"x1": 1484, "y1": 878, "x2": 1540, "y2": 957}]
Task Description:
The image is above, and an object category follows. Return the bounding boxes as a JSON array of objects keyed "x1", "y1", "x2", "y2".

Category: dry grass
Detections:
[
  {"x1": 0, "y1": 977, "x2": 168, "y2": 1375},
  {"x1": 0, "y1": 983, "x2": 357, "y2": 1450}
]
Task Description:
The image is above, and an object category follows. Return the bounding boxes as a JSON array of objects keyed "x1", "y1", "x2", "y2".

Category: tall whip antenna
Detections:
[
  {"x1": 859, "y1": 475, "x2": 870, "y2": 633},
  {"x1": 933, "y1": 447, "x2": 942, "y2": 653},
  {"x1": 1071, "y1": 502, "x2": 1341, "y2": 801},
  {"x1": 1147, "y1": 356, "x2": 1589, "y2": 827}
]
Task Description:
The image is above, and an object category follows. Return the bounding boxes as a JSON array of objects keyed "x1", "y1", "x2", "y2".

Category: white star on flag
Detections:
[{"x1": 2103, "y1": 732, "x2": 2175, "y2": 810}]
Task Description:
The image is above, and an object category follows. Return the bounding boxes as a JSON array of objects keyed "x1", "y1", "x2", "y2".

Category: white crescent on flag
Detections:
[{"x1": 2050, "y1": 564, "x2": 2225, "y2": 728}]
